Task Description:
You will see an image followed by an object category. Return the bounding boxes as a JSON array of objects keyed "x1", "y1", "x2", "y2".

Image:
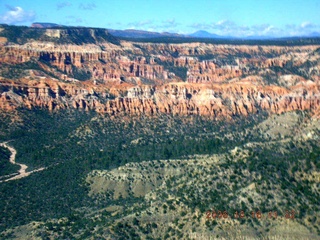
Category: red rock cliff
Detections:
[{"x1": 0, "y1": 38, "x2": 319, "y2": 118}]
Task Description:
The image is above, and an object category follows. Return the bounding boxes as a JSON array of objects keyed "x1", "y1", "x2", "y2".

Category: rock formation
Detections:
[{"x1": 0, "y1": 26, "x2": 320, "y2": 119}]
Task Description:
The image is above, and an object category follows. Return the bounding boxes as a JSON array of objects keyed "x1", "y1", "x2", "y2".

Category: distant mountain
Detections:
[
  {"x1": 108, "y1": 29, "x2": 185, "y2": 39},
  {"x1": 188, "y1": 30, "x2": 223, "y2": 38}
]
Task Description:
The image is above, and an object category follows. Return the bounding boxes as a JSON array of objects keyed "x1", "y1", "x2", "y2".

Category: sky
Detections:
[{"x1": 0, "y1": 0, "x2": 320, "y2": 37}]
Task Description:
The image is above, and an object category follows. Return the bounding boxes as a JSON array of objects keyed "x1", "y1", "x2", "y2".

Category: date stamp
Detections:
[{"x1": 205, "y1": 209, "x2": 295, "y2": 220}]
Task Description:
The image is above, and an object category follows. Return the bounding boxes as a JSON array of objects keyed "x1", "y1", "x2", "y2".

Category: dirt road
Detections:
[{"x1": 0, "y1": 142, "x2": 45, "y2": 182}]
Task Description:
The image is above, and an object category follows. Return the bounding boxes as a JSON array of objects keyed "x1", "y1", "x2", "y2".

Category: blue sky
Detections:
[{"x1": 0, "y1": 0, "x2": 319, "y2": 37}]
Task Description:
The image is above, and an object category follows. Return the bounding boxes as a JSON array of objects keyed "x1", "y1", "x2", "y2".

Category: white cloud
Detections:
[
  {"x1": 189, "y1": 20, "x2": 319, "y2": 37},
  {"x1": 57, "y1": 2, "x2": 72, "y2": 10},
  {"x1": 286, "y1": 22, "x2": 319, "y2": 36},
  {"x1": 209, "y1": 20, "x2": 250, "y2": 36},
  {"x1": 189, "y1": 23, "x2": 211, "y2": 29},
  {"x1": 214, "y1": 20, "x2": 237, "y2": 30},
  {"x1": 126, "y1": 19, "x2": 182, "y2": 33},
  {"x1": 0, "y1": 6, "x2": 35, "y2": 24},
  {"x1": 66, "y1": 16, "x2": 84, "y2": 25},
  {"x1": 300, "y1": 22, "x2": 314, "y2": 29},
  {"x1": 127, "y1": 20, "x2": 154, "y2": 29},
  {"x1": 160, "y1": 19, "x2": 179, "y2": 29},
  {"x1": 79, "y1": 3, "x2": 97, "y2": 10}
]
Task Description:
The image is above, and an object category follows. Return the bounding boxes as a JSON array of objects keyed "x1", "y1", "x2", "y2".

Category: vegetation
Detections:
[
  {"x1": 155, "y1": 58, "x2": 188, "y2": 81},
  {"x1": 0, "y1": 60, "x2": 58, "y2": 79},
  {"x1": 0, "y1": 25, "x2": 120, "y2": 45},
  {"x1": 1, "y1": 24, "x2": 320, "y2": 47},
  {"x1": 0, "y1": 109, "x2": 263, "y2": 231},
  {"x1": 0, "y1": 24, "x2": 319, "y2": 238},
  {"x1": 0, "y1": 146, "x2": 19, "y2": 176},
  {"x1": 71, "y1": 65, "x2": 92, "y2": 81},
  {"x1": 0, "y1": 25, "x2": 43, "y2": 44},
  {"x1": 118, "y1": 35, "x2": 320, "y2": 46},
  {"x1": 0, "y1": 109, "x2": 319, "y2": 239}
]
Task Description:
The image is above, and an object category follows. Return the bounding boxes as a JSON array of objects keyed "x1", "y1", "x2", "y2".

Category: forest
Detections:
[{"x1": 0, "y1": 108, "x2": 319, "y2": 239}]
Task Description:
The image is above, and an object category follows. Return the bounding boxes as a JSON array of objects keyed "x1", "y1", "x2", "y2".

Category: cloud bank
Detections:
[
  {"x1": 0, "y1": 6, "x2": 35, "y2": 24},
  {"x1": 190, "y1": 20, "x2": 320, "y2": 37},
  {"x1": 126, "y1": 19, "x2": 180, "y2": 33},
  {"x1": 120, "y1": 19, "x2": 319, "y2": 37}
]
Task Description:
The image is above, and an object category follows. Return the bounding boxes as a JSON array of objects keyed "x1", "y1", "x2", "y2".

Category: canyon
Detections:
[
  {"x1": 1, "y1": 26, "x2": 320, "y2": 239},
  {"x1": 0, "y1": 26, "x2": 320, "y2": 119}
]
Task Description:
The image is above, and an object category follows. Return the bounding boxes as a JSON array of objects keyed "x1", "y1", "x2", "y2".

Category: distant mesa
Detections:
[
  {"x1": 1, "y1": 24, "x2": 120, "y2": 45},
  {"x1": 107, "y1": 29, "x2": 185, "y2": 39},
  {"x1": 106, "y1": 29, "x2": 226, "y2": 39},
  {"x1": 29, "y1": 23, "x2": 320, "y2": 40},
  {"x1": 31, "y1": 22, "x2": 63, "y2": 28}
]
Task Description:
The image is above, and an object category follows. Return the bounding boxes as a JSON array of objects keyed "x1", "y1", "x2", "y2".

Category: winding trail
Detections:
[{"x1": 0, "y1": 142, "x2": 45, "y2": 182}]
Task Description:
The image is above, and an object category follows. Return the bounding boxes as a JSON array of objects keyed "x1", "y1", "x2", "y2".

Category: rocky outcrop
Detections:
[
  {"x1": 0, "y1": 44, "x2": 174, "y2": 84},
  {"x1": 2, "y1": 41, "x2": 318, "y2": 84},
  {"x1": 1, "y1": 78, "x2": 319, "y2": 119},
  {"x1": 103, "y1": 83, "x2": 320, "y2": 117}
]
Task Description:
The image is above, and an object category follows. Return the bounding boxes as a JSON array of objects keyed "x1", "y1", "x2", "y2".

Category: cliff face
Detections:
[
  {"x1": 1, "y1": 79, "x2": 319, "y2": 119},
  {"x1": 0, "y1": 26, "x2": 320, "y2": 118}
]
